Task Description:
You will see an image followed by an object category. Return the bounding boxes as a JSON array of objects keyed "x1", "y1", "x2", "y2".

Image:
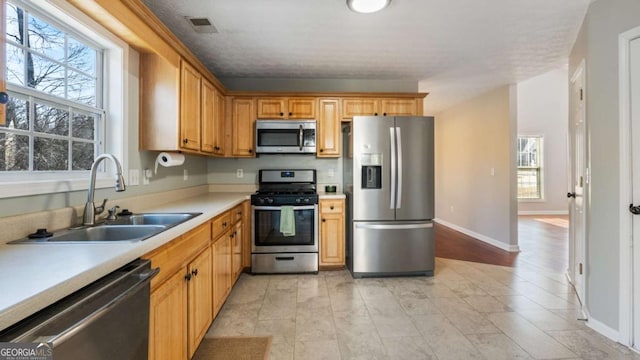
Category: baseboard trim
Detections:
[
  {"x1": 434, "y1": 218, "x2": 520, "y2": 252},
  {"x1": 518, "y1": 210, "x2": 569, "y2": 215},
  {"x1": 583, "y1": 310, "x2": 621, "y2": 343}
]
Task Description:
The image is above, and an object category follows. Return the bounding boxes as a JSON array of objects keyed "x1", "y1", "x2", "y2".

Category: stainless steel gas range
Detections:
[{"x1": 251, "y1": 169, "x2": 319, "y2": 274}]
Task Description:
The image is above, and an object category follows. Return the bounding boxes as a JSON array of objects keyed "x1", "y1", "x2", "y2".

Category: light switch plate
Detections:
[{"x1": 129, "y1": 169, "x2": 140, "y2": 186}]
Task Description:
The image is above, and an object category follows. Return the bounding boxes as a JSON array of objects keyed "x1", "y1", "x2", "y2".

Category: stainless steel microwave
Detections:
[{"x1": 255, "y1": 120, "x2": 316, "y2": 154}]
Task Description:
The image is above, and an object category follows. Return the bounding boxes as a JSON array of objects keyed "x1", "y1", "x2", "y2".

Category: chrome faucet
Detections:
[{"x1": 82, "y1": 154, "x2": 126, "y2": 226}]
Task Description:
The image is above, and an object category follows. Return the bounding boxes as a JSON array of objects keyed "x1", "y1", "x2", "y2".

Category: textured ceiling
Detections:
[{"x1": 142, "y1": 0, "x2": 590, "y2": 113}]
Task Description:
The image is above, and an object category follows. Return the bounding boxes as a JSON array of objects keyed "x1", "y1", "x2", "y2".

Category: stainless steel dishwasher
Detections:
[{"x1": 0, "y1": 259, "x2": 158, "y2": 360}]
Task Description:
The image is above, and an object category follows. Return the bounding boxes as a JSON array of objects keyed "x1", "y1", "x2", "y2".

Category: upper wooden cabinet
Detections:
[
  {"x1": 180, "y1": 61, "x2": 202, "y2": 152},
  {"x1": 317, "y1": 98, "x2": 341, "y2": 157},
  {"x1": 342, "y1": 98, "x2": 422, "y2": 120},
  {"x1": 140, "y1": 55, "x2": 227, "y2": 155},
  {"x1": 231, "y1": 98, "x2": 256, "y2": 157},
  {"x1": 201, "y1": 79, "x2": 225, "y2": 155},
  {"x1": 256, "y1": 97, "x2": 316, "y2": 119},
  {"x1": 380, "y1": 98, "x2": 419, "y2": 116},
  {"x1": 342, "y1": 98, "x2": 379, "y2": 119}
]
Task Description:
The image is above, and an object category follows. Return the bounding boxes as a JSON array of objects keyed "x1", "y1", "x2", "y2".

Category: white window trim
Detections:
[
  {"x1": 0, "y1": 0, "x2": 129, "y2": 199},
  {"x1": 516, "y1": 134, "x2": 545, "y2": 201}
]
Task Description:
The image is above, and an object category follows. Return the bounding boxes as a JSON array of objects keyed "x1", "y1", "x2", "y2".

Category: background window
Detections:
[
  {"x1": 1, "y1": 1, "x2": 103, "y2": 172},
  {"x1": 517, "y1": 136, "x2": 543, "y2": 199}
]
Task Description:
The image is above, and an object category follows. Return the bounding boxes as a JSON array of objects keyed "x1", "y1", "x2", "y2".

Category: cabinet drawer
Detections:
[
  {"x1": 144, "y1": 221, "x2": 211, "y2": 291},
  {"x1": 320, "y1": 199, "x2": 344, "y2": 214},
  {"x1": 231, "y1": 204, "x2": 244, "y2": 224},
  {"x1": 212, "y1": 212, "x2": 232, "y2": 240}
]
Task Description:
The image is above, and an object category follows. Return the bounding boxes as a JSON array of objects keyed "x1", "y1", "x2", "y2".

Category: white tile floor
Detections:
[{"x1": 205, "y1": 258, "x2": 640, "y2": 360}]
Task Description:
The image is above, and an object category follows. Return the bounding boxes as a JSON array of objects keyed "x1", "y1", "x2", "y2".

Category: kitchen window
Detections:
[
  {"x1": 517, "y1": 136, "x2": 543, "y2": 200},
  {"x1": 0, "y1": 0, "x2": 127, "y2": 198}
]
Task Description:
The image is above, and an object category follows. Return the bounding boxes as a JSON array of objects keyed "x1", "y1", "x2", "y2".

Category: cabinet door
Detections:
[
  {"x1": 317, "y1": 99, "x2": 341, "y2": 157},
  {"x1": 213, "y1": 233, "x2": 232, "y2": 316},
  {"x1": 232, "y1": 221, "x2": 243, "y2": 282},
  {"x1": 256, "y1": 97, "x2": 286, "y2": 118},
  {"x1": 319, "y1": 199, "x2": 345, "y2": 266},
  {"x1": 187, "y1": 247, "x2": 213, "y2": 358},
  {"x1": 180, "y1": 61, "x2": 201, "y2": 151},
  {"x1": 213, "y1": 90, "x2": 226, "y2": 155},
  {"x1": 380, "y1": 99, "x2": 418, "y2": 116},
  {"x1": 150, "y1": 270, "x2": 187, "y2": 360},
  {"x1": 342, "y1": 98, "x2": 379, "y2": 120},
  {"x1": 231, "y1": 98, "x2": 255, "y2": 157},
  {"x1": 288, "y1": 98, "x2": 316, "y2": 119},
  {"x1": 201, "y1": 79, "x2": 215, "y2": 153}
]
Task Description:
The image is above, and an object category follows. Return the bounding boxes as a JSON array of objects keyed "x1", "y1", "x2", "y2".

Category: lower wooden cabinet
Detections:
[
  {"x1": 146, "y1": 202, "x2": 252, "y2": 359},
  {"x1": 187, "y1": 247, "x2": 213, "y2": 358},
  {"x1": 149, "y1": 270, "x2": 187, "y2": 360},
  {"x1": 212, "y1": 231, "x2": 232, "y2": 317},
  {"x1": 319, "y1": 198, "x2": 346, "y2": 266},
  {"x1": 231, "y1": 220, "x2": 243, "y2": 282}
]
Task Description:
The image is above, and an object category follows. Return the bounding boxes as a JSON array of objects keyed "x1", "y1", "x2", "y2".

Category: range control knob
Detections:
[
  {"x1": 259, "y1": 198, "x2": 265, "y2": 204},
  {"x1": 296, "y1": 198, "x2": 302, "y2": 203},
  {"x1": 304, "y1": 198, "x2": 310, "y2": 203},
  {"x1": 267, "y1": 198, "x2": 274, "y2": 204}
]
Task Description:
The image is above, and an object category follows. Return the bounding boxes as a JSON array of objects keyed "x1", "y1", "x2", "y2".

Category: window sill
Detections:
[
  {"x1": 518, "y1": 198, "x2": 546, "y2": 203},
  {"x1": 0, "y1": 177, "x2": 115, "y2": 199}
]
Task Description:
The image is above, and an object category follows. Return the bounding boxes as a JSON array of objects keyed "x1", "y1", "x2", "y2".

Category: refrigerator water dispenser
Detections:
[{"x1": 361, "y1": 166, "x2": 382, "y2": 189}]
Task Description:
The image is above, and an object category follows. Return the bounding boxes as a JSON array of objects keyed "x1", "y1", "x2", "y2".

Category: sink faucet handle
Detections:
[
  {"x1": 95, "y1": 198, "x2": 108, "y2": 215},
  {"x1": 106, "y1": 205, "x2": 120, "y2": 220}
]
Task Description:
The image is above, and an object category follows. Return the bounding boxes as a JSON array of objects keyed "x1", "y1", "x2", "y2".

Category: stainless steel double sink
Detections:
[{"x1": 9, "y1": 213, "x2": 202, "y2": 244}]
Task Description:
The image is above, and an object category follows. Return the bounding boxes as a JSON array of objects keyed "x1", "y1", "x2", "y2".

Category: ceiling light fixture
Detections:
[{"x1": 347, "y1": 0, "x2": 391, "y2": 14}]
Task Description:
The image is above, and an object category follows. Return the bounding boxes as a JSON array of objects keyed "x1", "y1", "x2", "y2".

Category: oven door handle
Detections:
[{"x1": 253, "y1": 205, "x2": 317, "y2": 211}]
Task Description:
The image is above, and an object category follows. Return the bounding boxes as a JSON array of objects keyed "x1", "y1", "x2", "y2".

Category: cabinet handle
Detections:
[
  {"x1": 183, "y1": 138, "x2": 188, "y2": 144},
  {"x1": 237, "y1": 211, "x2": 242, "y2": 215},
  {"x1": 248, "y1": 149, "x2": 253, "y2": 154},
  {"x1": 192, "y1": 269, "x2": 198, "y2": 276},
  {"x1": 279, "y1": 112, "x2": 284, "y2": 116},
  {"x1": 230, "y1": 233, "x2": 234, "y2": 238},
  {"x1": 383, "y1": 113, "x2": 387, "y2": 116},
  {"x1": 374, "y1": 113, "x2": 378, "y2": 116},
  {"x1": 322, "y1": 219, "x2": 326, "y2": 222},
  {"x1": 185, "y1": 273, "x2": 192, "y2": 281},
  {"x1": 330, "y1": 206, "x2": 334, "y2": 210},
  {"x1": 320, "y1": 149, "x2": 324, "y2": 153},
  {"x1": 288, "y1": 112, "x2": 292, "y2": 116},
  {"x1": 222, "y1": 221, "x2": 227, "y2": 227}
]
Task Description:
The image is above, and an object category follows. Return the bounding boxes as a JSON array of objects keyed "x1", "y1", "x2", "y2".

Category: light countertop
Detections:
[{"x1": 0, "y1": 192, "x2": 250, "y2": 332}]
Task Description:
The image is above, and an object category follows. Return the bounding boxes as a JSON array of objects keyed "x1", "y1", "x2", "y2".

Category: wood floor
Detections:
[{"x1": 435, "y1": 215, "x2": 569, "y2": 272}]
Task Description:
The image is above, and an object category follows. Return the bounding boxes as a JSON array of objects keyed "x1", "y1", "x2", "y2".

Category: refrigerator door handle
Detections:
[
  {"x1": 355, "y1": 223, "x2": 433, "y2": 230},
  {"x1": 396, "y1": 127, "x2": 402, "y2": 209},
  {"x1": 389, "y1": 127, "x2": 396, "y2": 209}
]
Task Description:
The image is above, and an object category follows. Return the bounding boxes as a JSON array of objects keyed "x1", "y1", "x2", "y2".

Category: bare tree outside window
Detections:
[{"x1": 1, "y1": 1, "x2": 103, "y2": 172}]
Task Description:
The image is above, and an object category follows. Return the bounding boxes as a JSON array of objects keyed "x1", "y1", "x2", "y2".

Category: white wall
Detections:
[
  {"x1": 569, "y1": 0, "x2": 640, "y2": 336},
  {"x1": 517, "y1": 68, "x2": 569, "y2": 215},
  {"x1": 433, "y1": 85, "x2": 518, "y2": 251}
]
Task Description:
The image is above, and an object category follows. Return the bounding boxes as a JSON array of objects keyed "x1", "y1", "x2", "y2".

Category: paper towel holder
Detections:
[{"x1": 154, "y1": 151, "x2": 186, "y2": 174}]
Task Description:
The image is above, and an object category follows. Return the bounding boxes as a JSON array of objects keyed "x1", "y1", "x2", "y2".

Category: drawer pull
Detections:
[{"x1": 275, "y1": 256, "x2": 295, "y2": 261}]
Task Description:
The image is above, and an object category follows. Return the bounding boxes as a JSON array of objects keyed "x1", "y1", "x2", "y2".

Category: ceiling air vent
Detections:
[{"x1": 185, "y1": 17, "x2": 218, "y2": 34}]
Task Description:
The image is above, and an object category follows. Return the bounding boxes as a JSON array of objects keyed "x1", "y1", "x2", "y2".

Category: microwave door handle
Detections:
[{"x1": 299, "y1": 125, "x2": 304, "y2": 151}]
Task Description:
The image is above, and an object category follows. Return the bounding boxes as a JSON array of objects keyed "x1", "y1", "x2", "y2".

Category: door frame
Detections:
[{"x1": 618, "y1": 25, "x2": 640, "y2": 349}]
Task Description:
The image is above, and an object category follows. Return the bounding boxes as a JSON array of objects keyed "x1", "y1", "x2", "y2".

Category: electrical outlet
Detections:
[
  {"x1": 236, "y1": 169, "x2": 244, "y2": 178},
  {"x1": 450, "y1": 206, "x2": 454, "y2": 213},
  {"x1": 129, "y1": 169, "x2": 139, "y2": 186},
  {"x1": 143, "y1": 169, "x2": 152, "y2": 185},
  {"x1": 490, "y1": 167, "x2": 495, "y2": 176},
  {"x1": 183, "y1": 169, "x2": 189, "y2": 181},
  {"x1": 328, "y1": 168, "x2": 335, "y2": 178}
]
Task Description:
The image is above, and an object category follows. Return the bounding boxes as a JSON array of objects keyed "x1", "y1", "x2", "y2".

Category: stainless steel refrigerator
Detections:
[{"x1": 344, "y1": 116, "x2": 434, "y2": 277}]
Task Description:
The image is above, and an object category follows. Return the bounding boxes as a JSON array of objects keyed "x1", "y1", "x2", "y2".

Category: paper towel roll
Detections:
[{"x1": 155, "y1": 152, "x2": 185, "y2": 174}]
